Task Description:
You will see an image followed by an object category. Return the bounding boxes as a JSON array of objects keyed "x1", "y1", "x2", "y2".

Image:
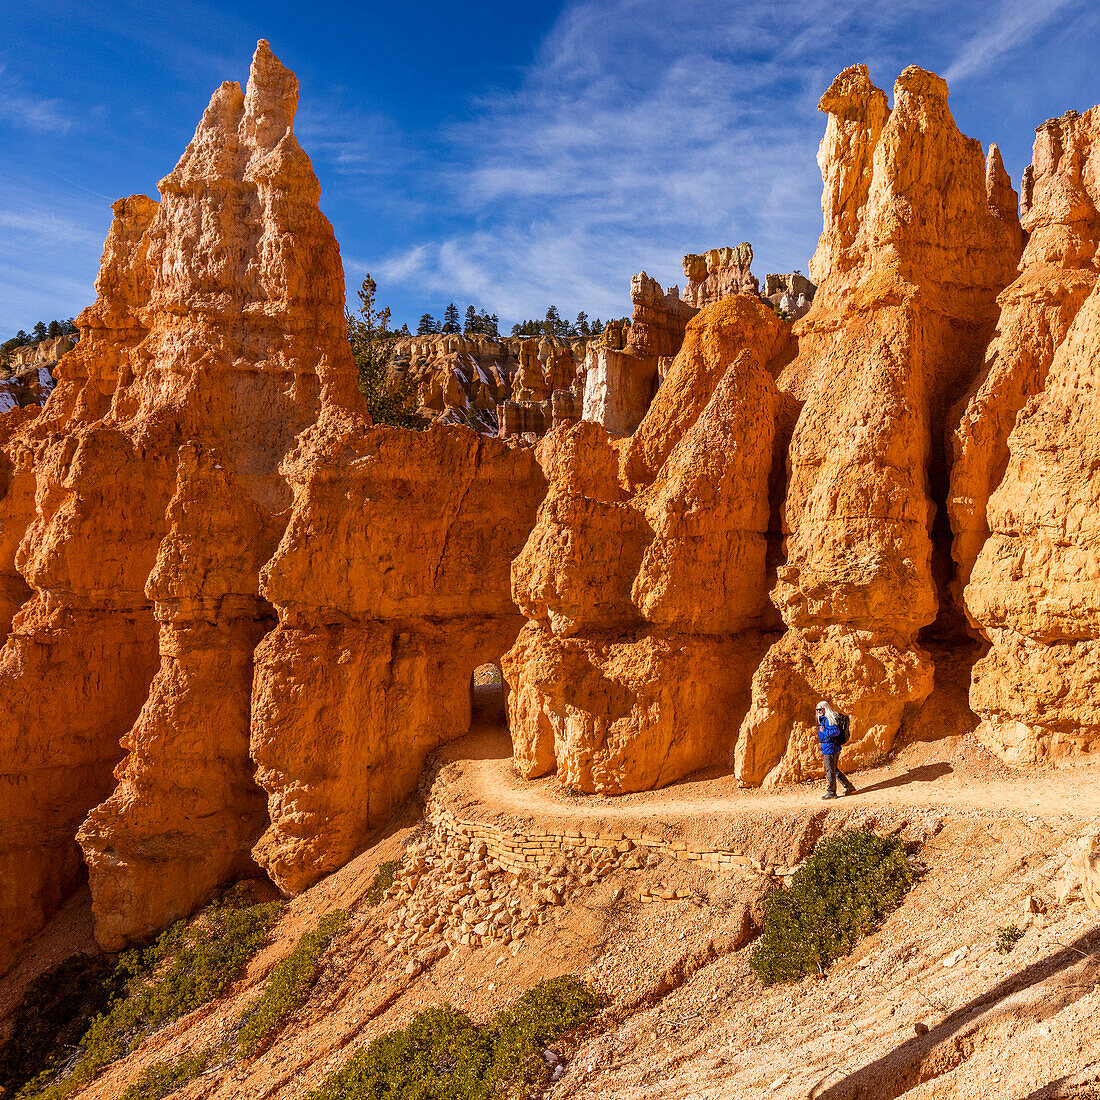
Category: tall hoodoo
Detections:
[
  {"x1": 735, "y1": 65, "x2": 1024, "y2": 787},
  {"x1": 0, "y1": 40, "x2": 351, "y2": 963},
  {"x1": 950, "y1": 109, "x2": 1100, "y2": 612},
  {"x1": 964, "y1": 108, "x2": 1100, "y2": 763}
]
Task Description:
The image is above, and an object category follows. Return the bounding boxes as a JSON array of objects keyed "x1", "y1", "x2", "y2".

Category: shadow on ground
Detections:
[
  {"x1": 811, "y1": 928, "x2": 1100, "y2": 1100},
  {"x1": 856, "y1": 763, "x2": 954, "y2": 796}
]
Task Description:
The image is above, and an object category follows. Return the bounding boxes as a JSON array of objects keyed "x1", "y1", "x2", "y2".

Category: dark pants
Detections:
[{"x1": 823, "y1": 752, "x2": 853, "y2": 795}]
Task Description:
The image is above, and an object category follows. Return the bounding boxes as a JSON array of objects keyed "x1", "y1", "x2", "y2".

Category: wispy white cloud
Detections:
[
  {"x1": 945, "y1": 0, "x2": 1085, "y2": 82},
  {"x1": 0, "y1": 63, "x2": 71, "y2": 133},
  {"x1": 349, "y1": 0, "x2": 1092, "y2": 326}
]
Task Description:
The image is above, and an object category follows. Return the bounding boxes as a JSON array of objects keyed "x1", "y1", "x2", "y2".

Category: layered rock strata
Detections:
[
  {"x1": 683, "y1": 245, "x2": 758, "y2": 306},
  {"x1": 69, "y1": 43, "x2": 347, "y2": 951},
  {"x1": 735, "y1": 65, "x2": 1024, "y2": 787},
  {"x1": 507, "y1": 296, "x2": 786, "y2": 792},
  {"x1": 0, "y1": 42, "x2": 551, "y2": 967},
  {"x1": 961, "y1": 107, "x2": 1100, "y2": 764},
  {"x1": 582, "y1": 273, "x2": 696, "y2": 435},
  {"x1": 966, "y1": 279, "x2": 1100, "y2": 762}
]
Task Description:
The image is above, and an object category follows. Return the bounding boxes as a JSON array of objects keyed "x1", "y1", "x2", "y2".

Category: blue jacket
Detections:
[{"x1": 818, "y1": 715, "x2": 843, "y2": 755}]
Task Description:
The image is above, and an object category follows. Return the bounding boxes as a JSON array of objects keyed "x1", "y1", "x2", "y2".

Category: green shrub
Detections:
[
  {"x1": 27, "y1": 890, "x2": 281, "y2": 1099},
  {"x1": 365, "y1": 860, "x2": 402, "y2": 906},
  {"x1": 307, "y1": 975, "x2": 599, "y2": 1100},
  {"x1": 236, "y1": 911, "x2": 347, "y2": 1056},
  {"x1": 750, "y1": 829, "x2": 914, "y2": 985},
  {"x1": 118, "y1": 1050, "x2": 212, "y2": 1100},
  {"x1": 0, "y1": 954, "x2": 124, "y2": 1097},
  {"x1": 994, "y1": 924, "x2": 1025, "y2": 954}
]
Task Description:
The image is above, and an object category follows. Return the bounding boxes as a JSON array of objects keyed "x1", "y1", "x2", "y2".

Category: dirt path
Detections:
[{"x1": 438, "y1": 724, "x2": 1100, "y2": 828}]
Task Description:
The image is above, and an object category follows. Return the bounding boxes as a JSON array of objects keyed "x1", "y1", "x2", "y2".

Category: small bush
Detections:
[
  {"x1": 365, "y1": 860, "x2": 402, "y2": 906},
  {"x1": 28, "y1": 890, "x2": 281, "y2": 1099},
  {"x1": 119, "y1": 1050, "x2": 212, "y2": 1100},
  {"x1": 750, "y1": 829, "x2": 914, "y2": 985},
  {"x1": 307, "y1": 975, "x2": 599, "y2": 1100},
  {"x1": 236, "y1": 911, "x2": 347, "y2": 1056},
  {"x1": 994, "y1": 924, "x2": 1025, "y2": 954}
]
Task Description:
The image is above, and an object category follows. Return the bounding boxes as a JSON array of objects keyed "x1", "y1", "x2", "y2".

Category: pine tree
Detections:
[
  {"x1": 346, "y1": 275, "x2": 418, "y2": 428},
  {"x1": 591, "y1": 318, "x2": 604, "y2": 335},
  {"x1": 488, "y1": 313, "x2": 500, "y2": 339},
  {"x1": 14, "y1": 330, "x2": 29, "y2": 345},
  {"x1": 416, "y1": 314, "x2": 438, "y2": 335},
  {"x1": 463, "y1": 305, "x2": 478, "y2": 334},
  {"x1": 47, "y1": 320, "x2": 62, "y2": 338},
  {"x1": 32, "y1": 321, "x2": 47, "y2": 342},
  {"x1": 442, "y1": 302, "x2": 461, "y2": 334},
  {"x1": 575, "y1": 311, "x2": 590, "y2": 337}
]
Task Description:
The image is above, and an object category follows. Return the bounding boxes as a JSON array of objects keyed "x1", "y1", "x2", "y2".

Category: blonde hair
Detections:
[{"x1": 816, "y1": 700, "x2": 839, "y2": 726}]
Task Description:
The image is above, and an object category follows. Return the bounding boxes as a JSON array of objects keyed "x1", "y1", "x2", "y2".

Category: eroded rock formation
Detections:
[
  {"x1": 683, "y1": 245, "x2": 758, "y2": 306},
  {"x1": 951, "y1": 110, "x2": 1100, "y2": 609},
  {"x1": 0, "y1": 335, "x2": 73, "y2": 411},
  {"x1": 507, "y1": 296, "x2": 787, "y2": 792},
  {"x1": 734, "y1": 65, "x2": 1024, "y2": 787},
  {"x1": 251, "y1": 420, "x2": 543, "y2": 893},
  {"x1": 67, "y1": 42, "x2": 342, "y2": 953},
  {"x1": 385, "y1": 332, "x2": 587, "y2": 436},
  {"x1": 961, "y1": 107, "x2": 1100, "y2": 765},
  {"x1": 966, "y1": 279, "x2": 1100, "y2": 763},
  {"x1": 0, "y1": 42, "x2": 544, "y2": 969}
]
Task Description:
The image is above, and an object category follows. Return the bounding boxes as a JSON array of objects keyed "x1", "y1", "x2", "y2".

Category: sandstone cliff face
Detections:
[
  {"x1": 68, "y1": 43, "x2": 345, "y2": 951},
  {"x1": 734, "y1": 65, "x2": 1023, "y2": 787},
  {"x1": 507, "y1": 297, "x2": 784, "y2": 793},
  {"x1": 0, "y1": 42, "x2": 549, "y2": 968},
  {"x1": 966, "y1": 279, "x2": 1100, "y2": 763},
  {"x1": 251, "y1": 419, "x2": 544, "y2": 893},
  {"x1": 0, "y1": 42, "x2": 340, "y2": 962},
  {"x1": 950, "y1": 109, "x2": 1100, "y2": 611}
]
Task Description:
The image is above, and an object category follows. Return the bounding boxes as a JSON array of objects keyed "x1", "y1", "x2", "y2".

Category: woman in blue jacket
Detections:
[{"x1": 816, "y1": 700, "x2": 855, "y2": 800}]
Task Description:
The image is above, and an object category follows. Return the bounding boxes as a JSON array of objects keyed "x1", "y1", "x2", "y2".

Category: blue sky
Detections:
[{"x1": 1, "y1": 0, "x2": 1098, "y2": 335}]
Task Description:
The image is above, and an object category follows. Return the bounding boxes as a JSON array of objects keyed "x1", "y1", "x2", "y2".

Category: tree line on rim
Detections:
[{"x1": 415, "y1": 303, "x2": 608, "y2": 339}]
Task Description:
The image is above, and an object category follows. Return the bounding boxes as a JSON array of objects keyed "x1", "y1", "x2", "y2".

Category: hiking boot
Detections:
[
  {"x1": 843, "y1": 786, "x2": 857, "y2": 796},
  {"x1": 821, "y1": 792, "x2": 838, "y2": 800}
]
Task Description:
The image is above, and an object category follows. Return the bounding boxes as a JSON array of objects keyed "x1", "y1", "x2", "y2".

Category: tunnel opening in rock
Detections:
[{"x1": 470, "y1": 662, "x2": 505, "y2": 726}]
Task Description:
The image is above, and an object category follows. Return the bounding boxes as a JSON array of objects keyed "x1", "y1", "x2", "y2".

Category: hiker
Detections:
[{"x1": 816, "y1": 700, "x2": 855, "y2": 800}]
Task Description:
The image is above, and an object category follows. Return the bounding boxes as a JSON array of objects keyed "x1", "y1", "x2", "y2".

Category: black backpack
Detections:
[{"x1": 837, "y1": 712, "x2": 851, "y2": 745}]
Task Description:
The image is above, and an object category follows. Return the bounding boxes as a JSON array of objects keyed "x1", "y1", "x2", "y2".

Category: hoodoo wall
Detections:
[
  {"x1": 734, "y1": 65, "x2": 1024, "y2": 787},
  {"x1": 250, "y1": 417, "x2": 544, "y2": 894},
  {"x1": 2, "y1": 45, "x2": 1100, "y2": 981}
]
